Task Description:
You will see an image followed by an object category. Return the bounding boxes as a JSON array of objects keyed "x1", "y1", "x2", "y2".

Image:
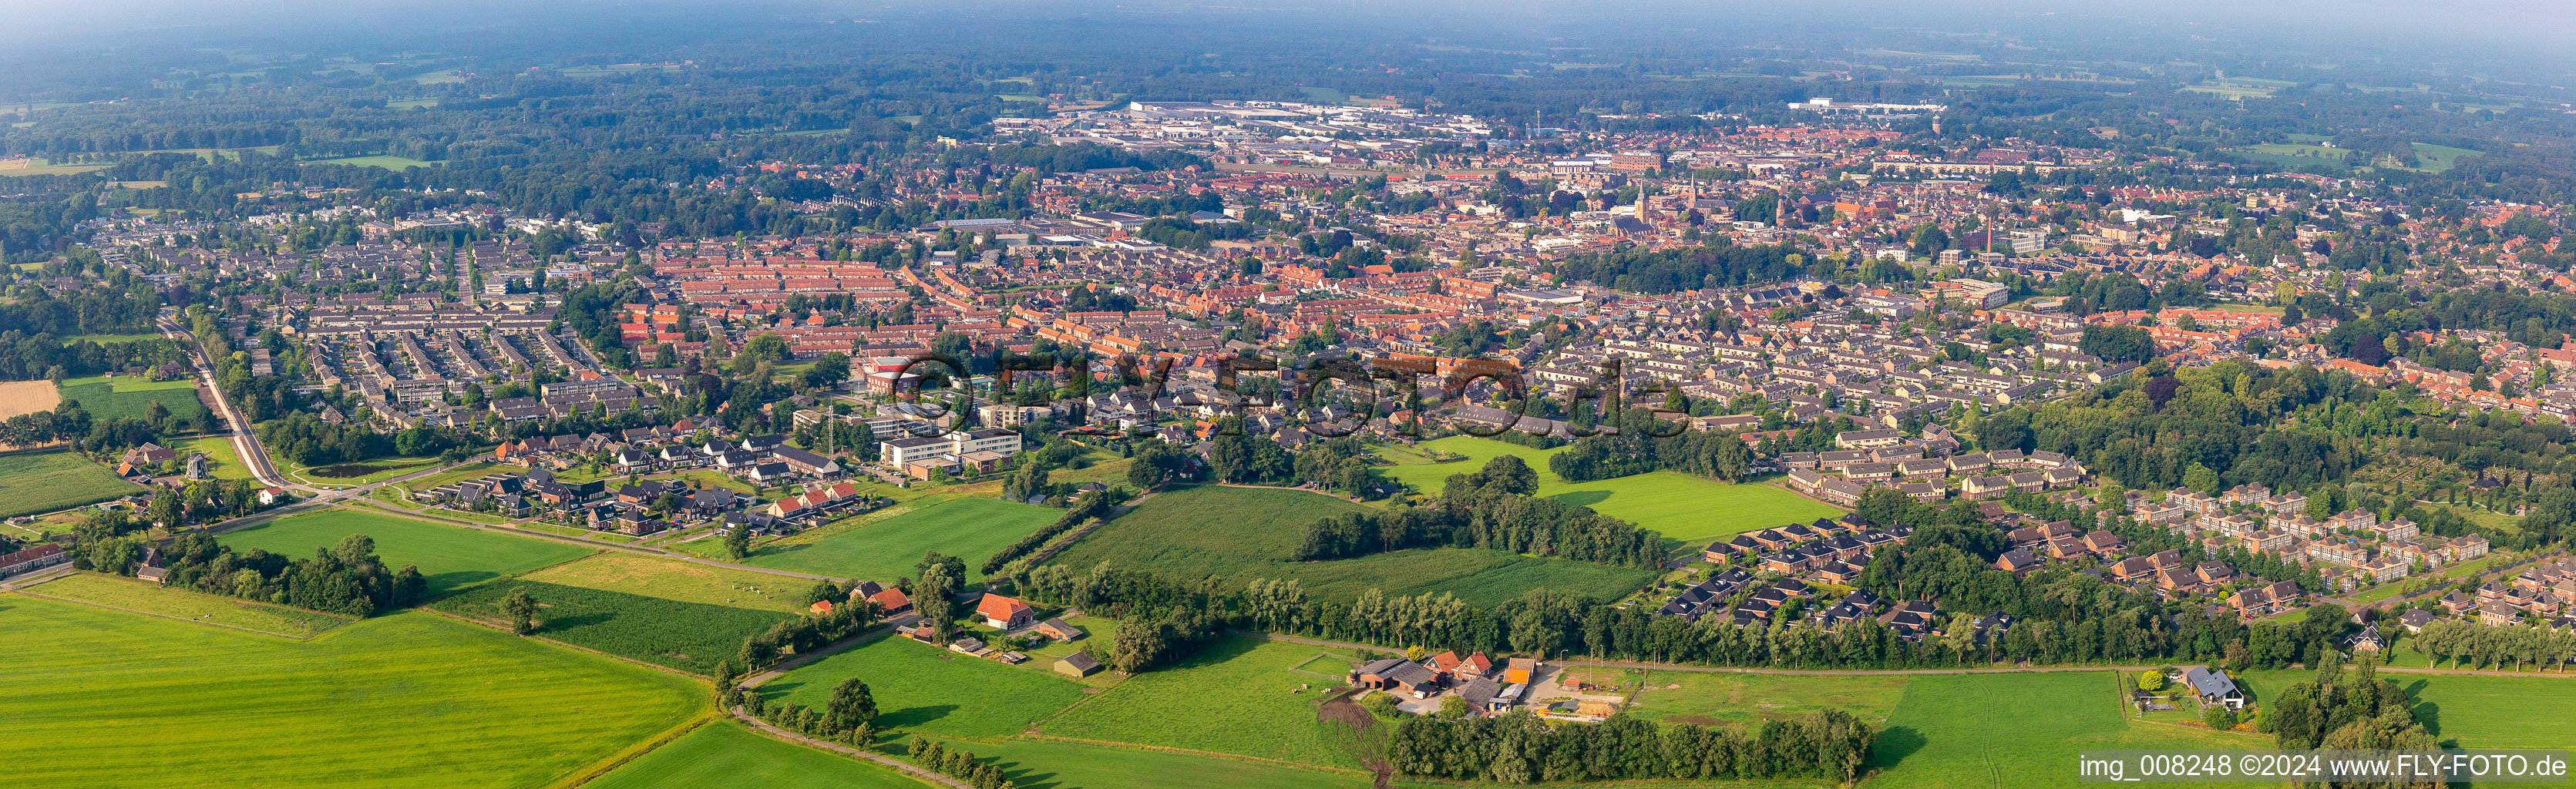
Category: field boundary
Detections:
[
  {"x1": 540, "y1": 710, "x2": 720, "y2": 789},
  {"x1": 412, "y1": 604, "x2": 718, "y2": 680},
  {"x1": 5, "y1": 583, "x2": 341, "y2": 640},
  {"x1": 729, "y1": 705, "x2": 971, "y2": 789}
]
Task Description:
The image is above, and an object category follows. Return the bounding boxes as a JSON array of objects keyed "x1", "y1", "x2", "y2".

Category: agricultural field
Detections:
[
  {"x1": 1862, "y1": 671, "x2": 2263, "y2": 789},
  {"x1": 0, "y1": 157, "x2": 112, "y2": 176},
  {"x1": 2237, "y1": 670, "x2": 2576, "y2": 749},
  {"x1": 22, "y1": 572, "x2": 348, "y2": 638},
  {"x1": 0, "y1": 449, "x2": 144, "y2": 517},
  {"x1": 1041, "y1": 635, "x2": 1364, "y2": 767},
  {"x1": 1594, "y1": 669, "x2": 1911, "y2": 729},
  {"x1": 0, "y1": 598, "x2": 705, "y2": 789},
  {"x1": 521, "y1": 552, "x2": 810, "y2": 610},
  {"x1": 1381, "y1": 436, "x2": 1842, "y2": 542},
  {"x1": 173, "y1": 436, "x2": 257, "y2": 480},
  {"x1": 739, "y1": 496, "x2": 1059, "y2": 583},
  {"x1": 585, "y1": 721, "x2": 927, "y2": 789},
  {"x1": 0, "y1": 379, "x2": 59, "y2": 420},
  {"x1": 430, "y1": 578, "x2": 795, "y2": 674},
  {"x1": 55, "y1": 374, "x2": 210, "y2": 425},
  {"x1": 901, "y1": 734, "x2": 1380, "y2": 789},
  {"x1": 761, "y1": 632, "x2": 1089, "y2": 740},
  {"x1": 1050, "y1": 485, "x2": 1655, "y2": 606},
  {"x1": 321, "y1": 155, "x2": 434, "y2": 170},
  {"x1": 217, "y1": 508, "x2": 593, "y2": 596}
]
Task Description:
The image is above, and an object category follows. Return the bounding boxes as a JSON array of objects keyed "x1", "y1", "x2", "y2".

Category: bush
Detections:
[{"x1": 2137, "y1": 670, "x2": 2166, "y2": 692}]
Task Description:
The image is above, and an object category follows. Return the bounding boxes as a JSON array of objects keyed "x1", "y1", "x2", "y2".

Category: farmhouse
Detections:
[{"x1": 976, "y1": 593, "x2": 1034, "y2": 629}]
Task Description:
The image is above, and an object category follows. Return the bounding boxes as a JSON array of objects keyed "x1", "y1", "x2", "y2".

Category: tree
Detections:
[
  {"x1": 823, "y1": 677, "x2": 879, "y2": 734},
  {"x1": 503, "y1": 587, "x2": 539, "y2": 634},
  {"x1": 2137, "y1": 670, "x2": 2167, "y2": 692},
  {"x1": 1110, "y1": 619, "x2": 1165, "y2": 673},
  {"x1": 725, "y1": 524, "x2": 753, "y2": 559}
]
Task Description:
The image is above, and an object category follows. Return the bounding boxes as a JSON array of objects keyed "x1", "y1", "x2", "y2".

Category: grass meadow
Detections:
[
  {"x1": 1607, "y1": 670, "x2": 1911, "y2": 730},
  {"x1": 218, "y1": 508, "x2": 592, "y2": 595},
  {"x1": 741, "y1": 495, "x2": 1060, "y2": 583},
  {"x1": 55, "y1": 374, "x2": 210, "y2": 425},
  {"x1": 24, "y1": 572, "x2": 349, "y2": 637},
  {"x1": 431, "y1": 578, "x2": 794, "y2": 675},
  {"x1": 1863, "y1": 671, "x2": 2264, "y2": 789},
  {"x1": 1382, "y1": 436, "x2": 1843, "y2": 542},
  {"x1": 902, "y1": 734, "x2": 1381, "y2": 789},
  {"x1": 762, "y1": 632, "x2": 1088, "y2": 740},
  {"x1": 0, "y1": 597, "x2": 705, "y2": 789},
  {"x1": 522, "y1": 552, "x2": 810, "y2": 610},
  {"x1": 0, "y1": 449, "x2": 143, "y2": 516},
  {"x1": 1049, "y1": 485, "x2": 1654, "y2": 606},
  {"x1": 2237, "y1": 669, "x2": 2576, "y2": 749},
  {"x1": 1041, "y1": 635, "x2": 1363, "y2": 768},
  {"x1": 585, "y1": 721, "x2": 927, "y2": 789},
  {"x1": 173, "y1": 435, "x2": 257, "y2": 480}
]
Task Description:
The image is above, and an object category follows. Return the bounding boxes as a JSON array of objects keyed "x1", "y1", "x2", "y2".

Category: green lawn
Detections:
[
  {"x1": 322, "y1": 155, "x2": 435, "y2": 170},
  {"x1": 56, "y1": 374, "x2": 210, "y2": 425},
  {"x1": 65, "y1": 332, "x2": 166, "y2": 344},
  {"x1": 174, "y1": 436, "x2": 257, "y2": 480},
  {"x1": 23, "y1": 572, "x2": 348, "y2": 638},
  {"x1": 0, "y1": 450, "x2": 144, "y2": 517},
  {"x1": 741, "y1": 496, "x2": 1060, "y2": 583},
  {"x1": 1042, "y1": 635, "x2": 1364, "y2": 767},
  {"x1": 0, "y1": 597, "x2": 705, "y2": 789},
  {"x1": 1050, "y1": 485, "x2": 1655, "y2": 606},
  {"x1": 762, "y1": 631, "x2": 1088, "y2": 740},
  {"x1": 2237, "y1": 670, "x2": 2576, "y2": 749},
  {"x1": 1382, "y1": 436, "x2": 1843, "y2": 542},
  {"x1": 1863, "y1": 672, "x2": 2265, "y2": 789},
  {"x1": 585, "y1": 721, "x2": 928, "y2": 789},
  {"x1": 218, "y1": 508, "x2": 593, "y2": 596},
  {"x1": 430, "y1": 578, "x2": 795, "y2": 675}
]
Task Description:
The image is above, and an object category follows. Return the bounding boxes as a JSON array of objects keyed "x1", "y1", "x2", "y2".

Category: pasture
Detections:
[
  {"x1": 0, "y1": 450, "x2": 143, "y2": 517},
  {"x1": 0, "y1": 379, "x2": 59, "y2": 420},
  {"x1": 761, "y1": 632, "x2": 1088, "y2": 740},
  {"x1": 23, "y1": 572, "x2": 348, "y2": 638},
  {"x1": 1382, "y1": 436, "x2": 1842, "y2": 542},
  {"x1": 0, "y1": 598, "x2": 705, "y2": 789},
  {"x1": 586, "y1": 721, "x2": 926, "y2": 789},
  {"x1": 2238, "y1": 670, "x2": 2576, "y2": 749},
  {"x1": 1605, "y1": 670, "x2": 1910, "y2": 729},
  {"x1": 1863, "y1": 671, "x2": 2263, "y2": 789},
  {"x1": 430, "y1": 578, "x2": 795, "y2": 674},
  {"x1": 908, "y1": 734, "x2": 1379, "y2": 789},
  {"x1": 1041, "y1": 635, "x2": 1362, "y2": 767},
  {"x1": 321, "y1": 155, "x2": 435, "y2": 170},
  {"x1": 217, "y1": 508, "x2": 593, "y2": 596},
  {"x1": 1051, "y1": 485, "x2": 1654, "y2": 606},
  {"x1": 742, "y1": 496, "x2": 1060, "y2": 583},
  {"x1": 55, "y1": 374, "x2": 210, "y2": 425},
  {"x1": 522, "y1": 552, "x2": 809, "y2": 610}
]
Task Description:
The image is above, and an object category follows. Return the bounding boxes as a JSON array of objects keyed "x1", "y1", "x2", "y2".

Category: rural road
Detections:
[{"x1": 728, "y1": 705, "x2": 974, "y2": 789}]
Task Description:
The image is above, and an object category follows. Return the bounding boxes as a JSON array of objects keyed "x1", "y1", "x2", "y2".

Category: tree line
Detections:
[
  {"x1": 1546, "y1": 411, "x2": 1759, "y2": 484},
  {"x1": 90, "y1": 531, "x2": 427, "y2": 617},
  {"x1": 1290, "y1": 455, "x2": 1666, "y2": 569}
]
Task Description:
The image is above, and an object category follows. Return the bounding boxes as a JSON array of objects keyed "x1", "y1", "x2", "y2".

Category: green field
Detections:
[
  {"x1": 218, "y1": 508, "x2": 593, "y2": 595},
  {"x1": 55, "y1": 374, "x2": 210, "y2": 425},
  {"x1": 1864, "y1": 672, "x2": 2264, "y2": 789},
  {"x1": 2403, "y1": 143, "x2": 2482, "y2": 173},
  {"x1": 1609, "y1": 670, "x2": 1910, "y2": 730},
  {"x1": 0, "y1": 597, "x2": 705, "y2": 789},
  {"x1": 0, "y1": 158, "x2": 111, "y2": 176},
  {"x1": 322, "y1": 155, "x2": 435, "y2": 170},
  {"x1": 1049, "y1": 485, "x2": 1656, "y2": 606},
  {"x1": 740, "y1": 496, "x2": 1060, "y2": 583},
  {"x1": 174, "y1": 435, "x2": 257, "y2": 481},
  {"x1": 0, "y1": 450, "x2": 144, "y2": 517},
  {"x1": 2238, "y1": 670, "x2": 2576, "y2": 749},
  {"x1": 65, "y1": 332, "x2": 166, "y2": 344},
  {"x1": 906, "y1": 734, "x2": 1380, "y2": 789},
  {"x1": 521, "y1": 552, "x2": 810, "y2": 610},
  {"x1": 585, "y1": 721, "x2": 928, "y2": 789},
  {"x1": 1382, "y1": 436, "x2": 1844, "y2": 542},
  {"x1": 1042, "y1": 636, "x2": 1365, "y2": 767},
  {"x1": 762, "y1": 632, "x2": 1089, "y2": 740},
  {"x1": 431, "y1": 578, "x2": 795, "y2": 674},
  {"x1": 24, "y1": 572, "x2": 348, "y2": 638}
]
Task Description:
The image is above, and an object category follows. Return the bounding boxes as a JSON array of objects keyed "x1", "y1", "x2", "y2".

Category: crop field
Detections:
[
  {"x1": 173, "y1": 436, "x2": 257, "y2": 480},
  {"x1": 762, "y1": 632, "x2": 1088, "y2": 740},
  {"x1": 520, "y1": 552, "x2": 809, "y2": 610},
  {"x1": 431, "y1": 579, "x2": 794, "y2": 674},
  {"x1": 1862, "y1": 672, "x2": 2263, "y2": 789},
  {"x1": 218, "y1": 508, "x2": 592, "y2": 595},
  {"x1": 741, "y1": 496, "x2": 1059, "y2": 583},
  {"x1": 22, "y1": 572, "x2": 348, "y2": 637},
  {"x1": 0, "y1": 598, "x2": 705, "y2": 789},
  {"x1": 1041, "y1": 635, "x2": 1361, "y2": 767},
  {"x1": 0, "y1": 450, "x2": 144, "y2": 517},
  {"x1": 1050, "y1": 485, "x2": 1654, "y2": 606},
  {"x1": 586, "y1": 721, "x2": 926, "y2": 789},
  {"x1": 904, "y1": 734, "x2": 1379, "y2": 789},
  {"x1": 55, "y1": 374, "x2": 210, "y2": 425},
  {"x1": 1382, "y1": 436, "x2": 1842, "y2": 542},
  {"x1": 1607, "y1": 670, "x2": 1910, "y2": 729},
  {"x1": 0, "y1": 379, "x2": 59, "y2": 420}
]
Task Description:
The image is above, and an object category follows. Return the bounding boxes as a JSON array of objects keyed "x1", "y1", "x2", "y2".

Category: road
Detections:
[{"x1": 156, "y1": 314, "x2": 296, "y2": 492}]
